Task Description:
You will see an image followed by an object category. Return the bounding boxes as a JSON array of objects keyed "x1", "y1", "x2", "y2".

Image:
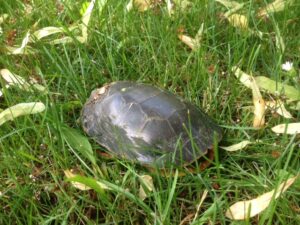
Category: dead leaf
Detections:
[
  {"x1": 27, "y1": 0, "x2": 98, "y2": 46},
  {"x1": 266, "y1": 100, "x2": 293, "y2": 119},
  {"x1": 232, "y1": 66, "x2": 265, "y2": 128},
  {"x1": 0, "y1": 102, "x2": 45, "y2": 127},
  {"x1": 257, "y1": 0, "x2": 295, "y2": 18},
  {"x1": 139, "y1": 175, "x2": 154, "y2": 201},
  {"x1": 178, "y1": 34, "x2": 197, "y2": 50},
  {"x1": 178, "y1": 23, "x2": 203, "y2": 50},
  {"x1": 173, "y1": 0, "x2": 191, "y2": 11},
  {"x1": 227, "y1": 14, "x2": 249, "y2": 30},
  {"x1": 5, "y1": 31, "x2": 35, "y2": 55},
  {"x1": 224, "y1": 13, "x2": 263, "y2": 38},
  {"x1": 226, "y1": 175, "x2": 299, "y2": 220},
  {"x1": 215, "y1": 0, "x2": 243, "y2": 9},
  {"x1": 233, "y1": 67, "x2": 300, "y2": 102},
  {"x1": 255, "y1": 76, "x2": 299, "y2": 102},
  {"x1": 193, "y1": 189, "x2": 208, "y2": 222},
  {"x1": 1, "y1": 69, "x2": 27, "y2": 88},
  {"x1": 253, "y1": 96, "x2": 265, "y2": 128},
  {"x1": 166, "y1": 0, "x2": 174, "y2": 16},
  {"x1": 135, "y1": 0, "x2": 152, "y2": 12},
  {"x1": 220, "y1": 140, "x2": 252, "y2": 152},
  {"x1": 49, "y1": 36, "x2": 76, "y2": 45},
  {"x1": 271, "y1": 123, "x2": 300, "y2": 134},
  {"x1": 167, "y1": 0, "x2": 191, "y2": 15},
  {"x1": 0, "y1": 69, "x2": 46, "y2": 93},
  {"x1": 179, "y1": 213, "x2": 195, "y2": 225},
  {"x1": 126, "y1": 0, "x2": 152, "y2": 12},
  {"x1": 271, "y1": 150, "x2": 281, "y2": 158},
  {"x1": 80, "y1": 0, "x2": 97, "y2": 43},
  {"x1": 64, "y1": 169, "x2": 91, "y2": 191},
  {"x1": 290, "y1": 101, "x2": 300, "y2": 111},
  {"x1": 0, "y1": 14, "x2": 8, "y2": 24},
  {"x1": 232, "y1": 66, "x2": 253, "y2": 88},
  {"x1": 32, "y1": 26, "x2": 64, "y2": 40},
  {"x1": 126, "y1": 0, "x2": 134, "y2": 11}
]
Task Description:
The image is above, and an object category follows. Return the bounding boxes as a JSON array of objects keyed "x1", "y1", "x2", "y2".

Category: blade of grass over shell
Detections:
[{"x1": 61, "y1": 126, "x2": 96, "y2": 166}]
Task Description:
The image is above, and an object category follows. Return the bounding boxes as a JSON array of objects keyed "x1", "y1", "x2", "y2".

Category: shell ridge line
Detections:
[
  {"x1": 110, "y1": 94, "x2": 131, "y2": 125},
  {"x1": 137, "y1": 116, "x2": 166, "y2": 133},
  {"x1": 122, "y1": 102, "x2": 148, "y2": 136},
  {"x1": 167, "y1": 108, "x2": 186, "y2": 133},
  {"x1": 137, "y1": 87, "x2": 168, "y2": 104}
]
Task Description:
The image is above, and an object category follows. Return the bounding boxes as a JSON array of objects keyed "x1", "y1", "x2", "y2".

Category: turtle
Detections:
[{"x1": 82, "y1": 81, "x2": 222, "y2": 169}]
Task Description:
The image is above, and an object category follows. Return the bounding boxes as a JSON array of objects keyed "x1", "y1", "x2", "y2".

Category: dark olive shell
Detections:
[{"x1": 82, "y1": 81, "x2": 222, "y2": 167}]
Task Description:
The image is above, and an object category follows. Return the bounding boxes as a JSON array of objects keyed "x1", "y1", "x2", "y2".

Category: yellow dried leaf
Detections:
[
  {"x1": 32, "y1": 27, "x2": 64, "y2": 40},
  {"x1": 0, "y1": 14, "x2": 8, "y2": 24},
  {"x1": 49, "y1": 36, "x2": 76, "y2": 45},
  {"x1": 139, "y1": 175, "x2": 154, "y2": 201},
  {"x1": 266, "y1": 100, "x2": 293, "y2": 119},
  {"x1": 64, "y1": 169, "x2": 91, "y2": 191},
  {"x1": 255, "y1": 76, "x2": 300, "y2": 102},
  {"x1": 6, "y1": 31, "x2": 33, "y2": 55},
  {"x1": 232, "y1": 66, "x2": 253, "y2": 88},
  {"x1": 0, "y1": 69, "x2": 46, "y2": 93},
  {"x1": 178, "y1": 34, "x2": 197, "y2": 50},
  {"x1": 0, "y1": 102, "x2": 45, "y2": 127},
  {"x1": 233, "y1": 66, "x2": 298, "y2": 125},
  {"x1": 226, "y1": 175, "x2": 298, "y2": 220},
  {"x1": 215, "y1": 0, "x2": 242, "y2": 9},
  {"x1": 271, "y1": 123, "x2": 300, "y2": 134},
  {"x1": 166, "y1": 0, "x2": 174, "y2": 16},
  {"x1": 220, "y1": 140, "x2": 252, "y2": 152},
  {"x1": 80, "y1": 0, "x2": 97, "y2": 43},
  {"x1": 232, "y1": 66, "x2": 265, "y2": 128},
  {"x1": 193, "y1": 189, "x2": 208, "y2": 222},
  {"x1": 1, "y1": 69, "x2": 28, "y2": 88},
  {"x1": 290, "y1": 101, "x2": 300, "y2": 111},
  {"x1": 257, "y1": 0, "x2": 295, "y2": 18},
  {"x1": 132, "y1": 0, "x2": 152, "y2": 12},
  {"x1": 173, "y1": 0, "x2": 191, "y2": 11},
  {"x1": 253, "y1": 97, "x2": 265, "y2": 128},
  {"x1": 227, "y1": 14, "x2": 248, "y2": 30},
  {"x1": 178, "y1": 24, "x2": 203, "y2": 50}
]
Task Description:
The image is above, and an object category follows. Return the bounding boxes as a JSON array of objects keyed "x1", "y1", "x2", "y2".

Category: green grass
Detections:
[{"x1": 0, "y1": 0, "x2": 300, "y2": 224}]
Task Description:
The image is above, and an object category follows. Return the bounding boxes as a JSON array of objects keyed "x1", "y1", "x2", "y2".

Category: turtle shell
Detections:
[{"x1": 82, "y1": 81, "x2": 222, "y2": 167}]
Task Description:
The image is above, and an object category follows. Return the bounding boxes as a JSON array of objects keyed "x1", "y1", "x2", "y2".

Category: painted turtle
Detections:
[{"x1": 82, "y1": 81, "x2": 222, "y2": 168}]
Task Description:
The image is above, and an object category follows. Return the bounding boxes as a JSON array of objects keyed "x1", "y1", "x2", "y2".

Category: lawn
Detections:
[{"x1": 0, "y1": 0, "x2": 299, "y2": 224}]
